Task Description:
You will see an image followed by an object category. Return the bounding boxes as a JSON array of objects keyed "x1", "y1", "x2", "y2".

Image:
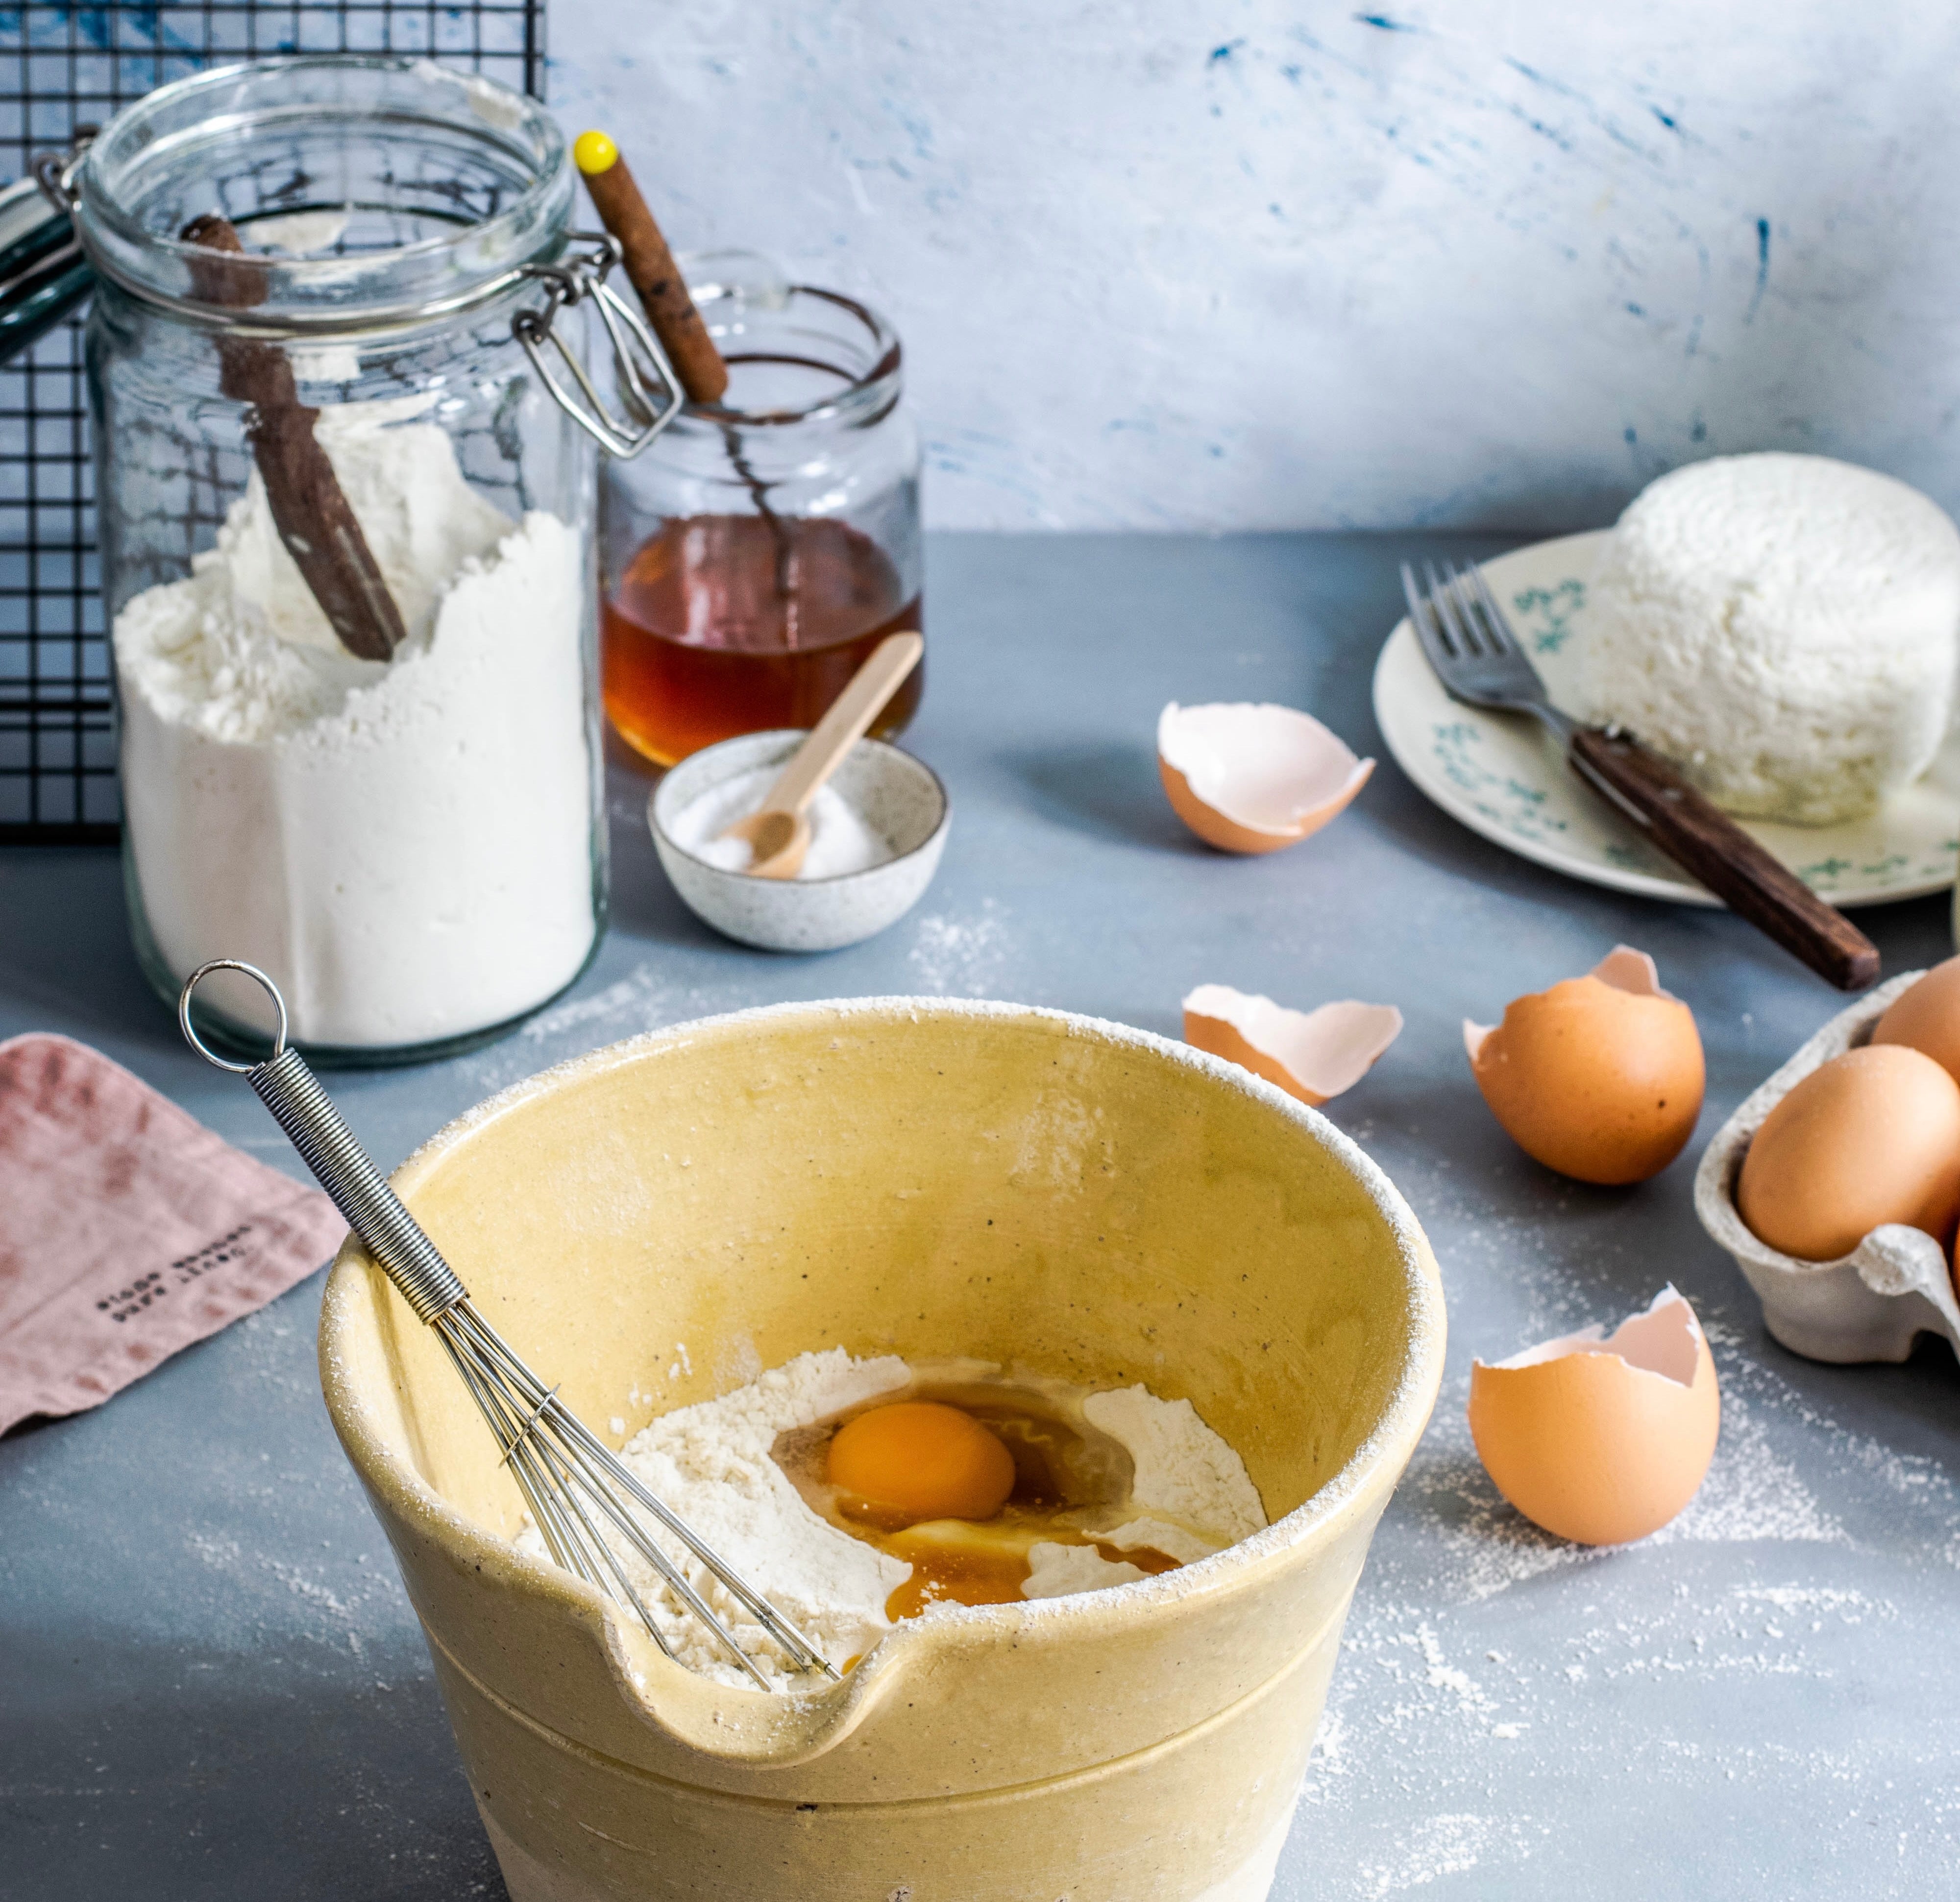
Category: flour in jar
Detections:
[{"x1": 114, "y1": 399, "x2": 596, "y2": 1049}]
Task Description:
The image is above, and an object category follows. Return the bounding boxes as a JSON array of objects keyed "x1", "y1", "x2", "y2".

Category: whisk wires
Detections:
[{"x1": 434, "y1": 1300, "x2": 835, "y2": 1688}]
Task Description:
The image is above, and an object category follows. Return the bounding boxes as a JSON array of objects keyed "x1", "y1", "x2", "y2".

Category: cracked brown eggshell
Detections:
[
  {"x1": 1465, "y1": 946, "x2": 1703, "y2": 1186},
  {"x1": 1182, "y1": 984, "x2": 1402, "y2": 1107},
  {"x1": 1469, "y1": 1286, "x2": 1720, "y2": 1546},
  {"x1": 1157, "y1": 702, "x2": 1373, "y2": 854}
]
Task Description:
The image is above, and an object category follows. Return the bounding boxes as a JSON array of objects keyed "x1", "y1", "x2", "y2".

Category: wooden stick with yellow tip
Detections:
[{"x1": 572, "y1": 129, "x2": 728, "y2": 405}]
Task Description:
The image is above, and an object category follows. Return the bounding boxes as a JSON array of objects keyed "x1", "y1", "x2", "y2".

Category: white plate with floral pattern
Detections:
[{"x1": 1372, "y1": 530, "x2": 1960, "y2": 909}]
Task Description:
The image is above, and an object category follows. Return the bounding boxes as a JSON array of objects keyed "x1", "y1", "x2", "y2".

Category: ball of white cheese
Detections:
[{"x1": 1578, "y1": 453, "x2": 1960, "y2": 826}]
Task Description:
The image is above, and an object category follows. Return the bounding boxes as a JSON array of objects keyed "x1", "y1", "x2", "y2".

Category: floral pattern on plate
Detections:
[{"x1": 1372, "y1": 530, "x2": 1960, "y2": 909}]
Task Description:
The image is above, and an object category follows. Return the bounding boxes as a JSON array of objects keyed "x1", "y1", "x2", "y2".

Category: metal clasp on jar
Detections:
[
  {"x1": 513, "y1": 233, "x2": 681, "y2": 459},
  {"x1": 0, "y1": 131, "x2": 98, "y2": 367},
  {"x1": 31, "y1": 126, "x2": 94, "y2": 213}
]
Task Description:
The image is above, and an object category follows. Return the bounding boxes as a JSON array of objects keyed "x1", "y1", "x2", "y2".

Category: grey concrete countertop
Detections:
[{"x1": 4, "y1": 532, "x2": 1957, "y2": 1900}]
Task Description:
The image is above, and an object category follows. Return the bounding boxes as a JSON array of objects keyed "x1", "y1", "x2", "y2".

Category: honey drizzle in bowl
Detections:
[{"x1": 773, "y1": 1373, "x2": 1188, "y2": 1619}]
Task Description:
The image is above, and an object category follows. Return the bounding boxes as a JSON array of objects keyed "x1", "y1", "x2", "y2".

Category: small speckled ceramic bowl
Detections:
[{"x1": 649, "y1": 730, "x2": 950, "y2": 952}]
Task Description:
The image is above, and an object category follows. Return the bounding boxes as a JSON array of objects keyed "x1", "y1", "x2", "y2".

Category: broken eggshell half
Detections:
[
  {"x1": 1157, "y1": 702, "x2": 1374, "y2": 854},
  {"x1": 1468, "y1": 1286, "x2": 1720, "y2": 1546},
  {"x1": 1465, "y1": 945, "x2": 1704, "y2": 1187},
  {"x1": 1182, "y1": 984, "x2": 1402, "y2": 1107}
]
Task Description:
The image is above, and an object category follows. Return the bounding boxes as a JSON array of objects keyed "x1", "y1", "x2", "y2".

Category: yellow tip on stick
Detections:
[{"x1": 573, "y1": 130, "x2": 618, "y2": 176}]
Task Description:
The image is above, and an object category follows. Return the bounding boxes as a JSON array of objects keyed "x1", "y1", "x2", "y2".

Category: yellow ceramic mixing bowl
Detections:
[{"x1": 319, "y1": 1000, "x2": 1444, "y2": 1902}]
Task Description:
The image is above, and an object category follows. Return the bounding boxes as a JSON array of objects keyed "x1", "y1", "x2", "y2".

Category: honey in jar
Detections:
[
  {"x1": 602, "y1": 512, "x2": 922, "y2": 768},
  {"x1": 598, "y1": 272, "x2": 923, "y2": 768}
]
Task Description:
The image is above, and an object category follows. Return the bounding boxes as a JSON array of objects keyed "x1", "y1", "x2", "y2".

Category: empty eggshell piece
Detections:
[
  {"x1": 1736, "y1": 1043, "x2": 1960, "y2": 1262},
  {"x1": 1157, "y1": 702, "x2": 1374, "y2": 854},
  {"x1": 1465, "y1": 945, "x2": 1704, "y2": 1186},
  {"x1": 1469, "y1": 1285, "x2": 1720, "y2": 1546},
  {"x1": 1183, "y1": 984, "x2": 1402, "y2": 1107},
  {"x1": 1870, "y1": 956, "x2": 1960, "y2": 1085}
]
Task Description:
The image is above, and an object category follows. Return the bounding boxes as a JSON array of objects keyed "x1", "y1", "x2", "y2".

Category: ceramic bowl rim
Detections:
[{"x1": 649, "y1": 731, "x2": 950, "y2": 889}]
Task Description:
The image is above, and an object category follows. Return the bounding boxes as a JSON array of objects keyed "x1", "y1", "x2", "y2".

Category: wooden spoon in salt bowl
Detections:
[{"x1": 718, "y1": 632, "x2": 925, "y2": 879}]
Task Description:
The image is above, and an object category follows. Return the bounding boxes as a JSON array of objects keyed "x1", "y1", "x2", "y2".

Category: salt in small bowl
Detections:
[{"x1": 650, "y1": 729, "x2": 950, "y2": 952}]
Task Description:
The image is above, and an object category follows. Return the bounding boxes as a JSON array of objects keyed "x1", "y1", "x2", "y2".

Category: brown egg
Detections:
[
  {"x1": 1870, "y1": 958, "x2": 1960, "y2": 1085},
  {"x1": 1736, "y1": 1044, "x2": 1960, "y2": 1262},
  {"x1": 1464, "y1": 946, "x2": 1704, "y2": 1185},
  {"x1": 1469, "y1": 1286, "x2": 1719, "y2": 1546}
]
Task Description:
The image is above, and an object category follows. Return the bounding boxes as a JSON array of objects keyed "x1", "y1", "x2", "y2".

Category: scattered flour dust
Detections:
[
  {"x1": 906, "y1": 899, "x2": 1014, "y2": 995},
  {"x1": 515, "y1": 1348, "x2": 1266, "y2": 1690},
  {"x1": 1288, "y1": 1291, "x2": 1956, "y2": 1897},
  {"x1": 1352, "y1": 1814, "x2": 1545, "y2": 1902}
]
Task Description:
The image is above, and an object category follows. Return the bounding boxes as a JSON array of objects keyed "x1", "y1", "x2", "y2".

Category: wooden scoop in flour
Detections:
[
  {"x1": 720, "y1": 633, "x2": 925, "y2": 879},
  {"x1": 179, "y1": 214, "x2": 407, "y2": 662}
]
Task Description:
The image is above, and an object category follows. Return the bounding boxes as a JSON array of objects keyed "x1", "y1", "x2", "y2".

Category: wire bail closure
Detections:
[
  {"x1": 31, "y1": 126, "x2": 94, "y2": 213},
  {"x1": 513, "y1": 232, "x2": 681, "y2": 459}
]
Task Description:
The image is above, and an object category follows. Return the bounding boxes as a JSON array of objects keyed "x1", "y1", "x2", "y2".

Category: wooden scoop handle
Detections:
[
  {"x1": 762, "y1": 633, "x2": 925, "y2": 818},
  {"x1": 1568, "y1": 726, "x2": 1881, "y2": 992},
  {"x1": 179, "y1": 215, "x2": 406, "y2": 662},
  {"x1": 573, "y1": 132, "x2": 728, "y2": 406}
]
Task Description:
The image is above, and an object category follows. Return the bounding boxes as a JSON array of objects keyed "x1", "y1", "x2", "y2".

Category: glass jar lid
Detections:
[{"x1": 70, "y1": 55, "x2": 569, "y2": 339}]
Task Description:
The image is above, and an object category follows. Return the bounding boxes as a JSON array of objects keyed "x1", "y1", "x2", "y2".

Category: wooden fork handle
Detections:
[{"x1": 1568, "y1": 726, "x2": 1880, "y2": 992}]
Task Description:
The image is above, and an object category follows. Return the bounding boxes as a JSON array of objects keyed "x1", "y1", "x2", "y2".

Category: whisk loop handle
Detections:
[
  {"x1": 177, "y1": 960, "x2": 466, "y2": 1324},
  {"x1": 176, "y1": 959, "x2": 837, "y2": 1687}
]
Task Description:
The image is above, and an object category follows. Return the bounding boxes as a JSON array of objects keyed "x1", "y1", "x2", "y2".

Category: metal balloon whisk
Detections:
[{"x1": 179, "y1": 959, "x2": 834, "y2": 1691}]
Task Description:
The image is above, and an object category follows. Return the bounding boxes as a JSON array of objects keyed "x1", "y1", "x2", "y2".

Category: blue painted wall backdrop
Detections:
[{"x1": 551, "y1": 3, "x2": 1960, "y2": 533}]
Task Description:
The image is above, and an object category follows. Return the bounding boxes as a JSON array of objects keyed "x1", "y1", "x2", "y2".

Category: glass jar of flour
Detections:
[{"x1": 62, "y1": 57, "x2": 673, "y2": 1064}]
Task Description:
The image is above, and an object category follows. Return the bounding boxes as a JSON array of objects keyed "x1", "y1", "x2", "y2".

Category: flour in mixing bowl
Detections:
[
  {"x1": 514, "y1": 1349, "x2": 1267, "y2": 1690},
  {"x1": 1084, "y1": 1384, "x2": 1269, "y2": 1542}
]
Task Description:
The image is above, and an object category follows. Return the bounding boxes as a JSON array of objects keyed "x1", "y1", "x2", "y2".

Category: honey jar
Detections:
[
  {"x1": 599, "y1": 263, "x2": 922, "y2": 767},
  {"x1": 63, "y1": 55, "x2": 660, "y2": 1062}
]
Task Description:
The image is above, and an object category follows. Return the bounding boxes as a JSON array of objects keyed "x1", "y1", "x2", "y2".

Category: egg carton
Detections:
[{"x1": 1694, "y1": 970, "x2": 1960, "y2": 1365}]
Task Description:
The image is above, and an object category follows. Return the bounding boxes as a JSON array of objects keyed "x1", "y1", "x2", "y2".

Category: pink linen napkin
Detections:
[{"x1": 0, "y1": 1032, "x2": 346, "y2": 1433}]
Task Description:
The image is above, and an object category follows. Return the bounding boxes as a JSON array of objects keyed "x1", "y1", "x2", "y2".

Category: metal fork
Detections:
[{"x1": 1400, "y1": 559, "x2": 1880, "y2": 992}]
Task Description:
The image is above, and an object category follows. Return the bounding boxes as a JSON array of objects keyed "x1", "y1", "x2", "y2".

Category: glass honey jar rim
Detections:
[
  {"x1": 679, "y1": 272, "x2": 903, "y2": 432},
  {"x1": 70, "y1": 54, "x2": 571, "y2": 341}
]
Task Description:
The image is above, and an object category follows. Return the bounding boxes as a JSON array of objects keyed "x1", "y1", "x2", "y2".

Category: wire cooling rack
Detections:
[{"x1": 0, "y1": 2, "x2": 546, "y2": 843}]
